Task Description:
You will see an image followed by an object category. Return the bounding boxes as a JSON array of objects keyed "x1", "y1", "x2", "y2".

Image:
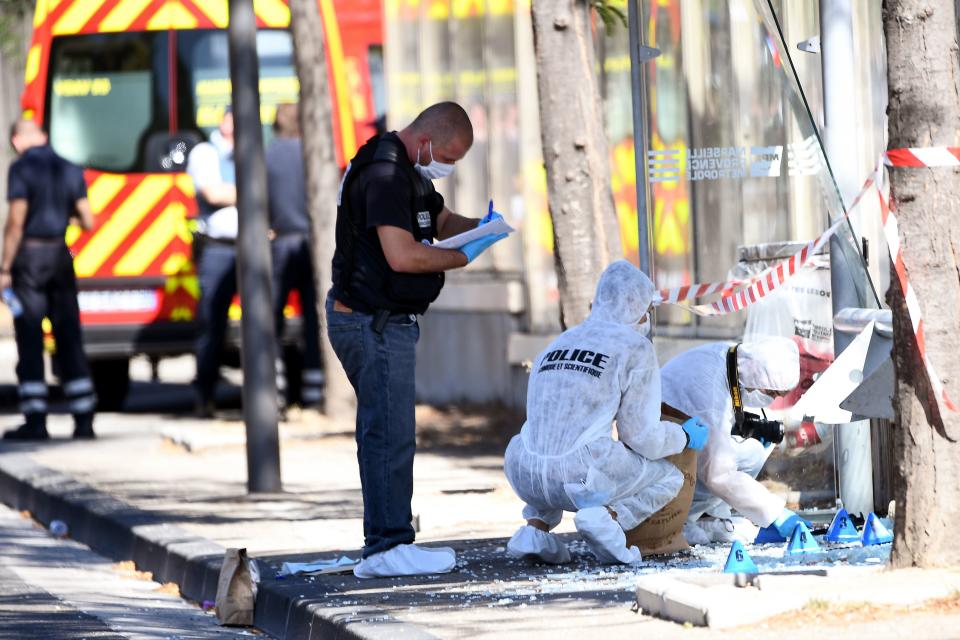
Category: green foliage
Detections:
[
  {"x1": 589, "y1": 0, "x2": 627, "y2": 32},
  {"x1": 0, "y1": 0, "x2": 33, "y2": 61}
]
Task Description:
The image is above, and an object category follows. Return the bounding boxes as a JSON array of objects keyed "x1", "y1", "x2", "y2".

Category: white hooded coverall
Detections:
[
  {"x1": 660, "y1": 339, "x2": 800, "y2": 528},
  {"x1": 503, "y1": 261, "x2": 686, "y2": 532}
]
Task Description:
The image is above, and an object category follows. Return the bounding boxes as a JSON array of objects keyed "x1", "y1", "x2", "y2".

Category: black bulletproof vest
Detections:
[{"x1": 333, "y1": 134, "x2": 444, "y2": 314}]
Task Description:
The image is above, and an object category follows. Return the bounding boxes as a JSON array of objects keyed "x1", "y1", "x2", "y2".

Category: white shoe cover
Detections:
[
  {"x1": 682, "y1": 519, "x2": 712, "y2": 546},
  {"x1": 353, "y1": 543, "x2": 456, "y2": 579},
  {"x1": 574, "y1": 507, "x2": 642, "y2": 564},
  {"x1": 506, "y1": 525, "x2": 572, "y2": 564},
  {"x1": 697, "y1": 518, "x2": 739, "y2": 543}
]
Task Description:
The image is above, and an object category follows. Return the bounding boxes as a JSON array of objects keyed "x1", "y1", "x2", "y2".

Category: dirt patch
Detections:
[
  {"x1": 112, "y1": 560, "x2": 153, "y2": 582},
  {"x1": 154, "y1": 582, "x2": 181, "y2": 596},
  {"x1": 414, "y1": 403, "x2": 525, "y2": 456},
  {"x1": 754, "y1": 591, "x2": 960, "y2": 629}
]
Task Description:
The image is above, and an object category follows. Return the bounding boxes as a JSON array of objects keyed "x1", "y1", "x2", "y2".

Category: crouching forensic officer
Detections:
[
  {"x1": 1, "y1": 119, "x2": 97, "y2": 439},
  {"x1": 328, "y1": 102, "x2": 509, "y2": 579}
]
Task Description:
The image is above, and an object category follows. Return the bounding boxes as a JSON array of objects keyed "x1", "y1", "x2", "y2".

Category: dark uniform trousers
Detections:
[
  {"x1": 194, "y1": 240, "x2": 237, "y2": 402},
  {"x1": 271, "y1": 233, "x2": 323, "y2": 407},
  {"x1": 12, "y1": 242, "x2": 97, "y2": 423}
]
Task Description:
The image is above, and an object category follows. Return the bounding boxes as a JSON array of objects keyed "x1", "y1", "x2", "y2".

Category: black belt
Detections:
[
  {"x1": 204, "y1": 236, "x2": 236, "y2": 247},
  {"x1": 22, "y1": 237, "x2": 65, "y2": 247}
]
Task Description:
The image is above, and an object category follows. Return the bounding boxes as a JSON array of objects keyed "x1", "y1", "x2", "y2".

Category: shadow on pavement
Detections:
[{"x1": 0, "y1": 381, "x2": 242, "y2": 418}]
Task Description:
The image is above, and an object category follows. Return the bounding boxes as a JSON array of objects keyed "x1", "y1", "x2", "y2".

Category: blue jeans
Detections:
[{"x1": 325, "y1": 292, "x2": 419, "y2": 558}]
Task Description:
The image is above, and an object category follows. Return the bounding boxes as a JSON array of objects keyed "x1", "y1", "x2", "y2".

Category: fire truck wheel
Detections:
[{"x1": 90, "y1": 358, "x2": 131, "y2": 412}]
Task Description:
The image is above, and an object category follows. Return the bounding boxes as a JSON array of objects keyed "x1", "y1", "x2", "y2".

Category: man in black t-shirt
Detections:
[
  {"x1": 0, "y1": 119, "x2": 97, "y2": 440},
  {"x1": 327, "y1": 102, "x2": 508, "y2": 578}
]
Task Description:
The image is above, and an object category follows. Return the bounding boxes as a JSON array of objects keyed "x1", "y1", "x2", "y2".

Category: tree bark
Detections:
[
  {"x1": 884, "y1": 0, "x2": 960, "y2": 568},
  {"x1": 288, "y1": 0, "x2": 355, "y2": 419},
  {"x1": 531, "y1": 0, "x2": 623, "y2": 328}
]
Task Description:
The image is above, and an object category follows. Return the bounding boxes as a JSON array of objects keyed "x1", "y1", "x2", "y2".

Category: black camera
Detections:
[{"x1": 734, "y1": 412, "x2": 784, "y2": 444}]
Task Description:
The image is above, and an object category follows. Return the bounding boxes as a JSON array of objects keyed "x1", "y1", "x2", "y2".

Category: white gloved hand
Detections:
[
  {"x1": 353, "y1": 543, "x2": 456, "y2": 579},
  {"x1": 574, "y1": 506, "x2": 642, "y2": 564},
  {"x1": 506, "y1": 525, "x2": 572, "y2": 564}
]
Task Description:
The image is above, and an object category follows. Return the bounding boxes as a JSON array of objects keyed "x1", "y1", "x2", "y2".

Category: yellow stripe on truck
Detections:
[
  {"x1": 73, "y1": 176, "x2": 170, "y2": 277},
  {"x1": 113, "y1": 201, "x2": 187, "y2": 276},
  {"x1": 24, "y1": 46, "x2": 41, "y2": 85},
  {"x1": 318, "y1": 0, "x2": 356, "y2": 155},
  {"x1": 53, "y1": 0, "x2": 103, "y2": 35},
  {"x1": 192, "y1": 0, "x2": 229, "y2": 28},
  {"x1": 100, "y1": 0, "x2": 155, "y2": 32},
  {"x1": 147, "y1": 1, "x2": 199, "y2": 30},
  {"x1": 254, "y1": 0, "x2": 291, "y2": 27},
  {"x1": 85, "y1": 173, "x2": 127, "y2": 214}
]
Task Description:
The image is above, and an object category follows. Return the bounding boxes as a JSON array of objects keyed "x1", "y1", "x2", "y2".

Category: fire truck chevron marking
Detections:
[
  {"x1": 53, "y1": 0, "x2": 103, "y2": 35},
  {"x1": 86, "y1": 173, "x2": 127, "y2": 214},
  {"x1": 147, "y1": 1, "x2": 198, "y2": 30},
  {"x1": 113, "y1": 201, "x2": 188, "y2": 276},
  {"x1": 100, "y1": 0, "x2": 153, "y2": 32},
  {"x1": 73, "y1": 175, "x2": 170, "y2": 277},
  {"x1": 188, "y1": 0, "x2": 228, "y2": 27},
  {"x1": 24, "y1": 46, "x2": 41, "y2": 84},
  {"x1": 255, "y1": 0, "x2": 292, "y2": 26}
]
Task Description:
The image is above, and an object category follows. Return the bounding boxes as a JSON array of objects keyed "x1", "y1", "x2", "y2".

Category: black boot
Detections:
[
  {"x1": 73, "y1": 413, "x2": 96, "y2": 439},
  {"x1": 3, "y1": 414, "x2": 50, "y2": 441}
]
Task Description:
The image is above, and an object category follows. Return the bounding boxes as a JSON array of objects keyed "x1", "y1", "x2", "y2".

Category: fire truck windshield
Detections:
[
  {"x1": 176, "y1": 29, "x2": 297, "y2": 144},
  {"x1": 46, "y1": 29, "x2": 298, "y2": 175},
  {"x1": 48, "y1": 31, "x2": 168, "y2": 173}
]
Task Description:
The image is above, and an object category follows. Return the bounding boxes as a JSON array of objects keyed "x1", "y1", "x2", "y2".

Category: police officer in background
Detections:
[
  {"x1": 1, "y1": 119, "x2": 97, "y2": 440},
  {"x1": 186, "y1": 108, "x2": 237, "y2": 418},
  {"x1": 266, "y1": 103, "x2": 323, "y2": 411},
  {"x1": 328, "y1": 102, "x2": 509, "y2": 579}
]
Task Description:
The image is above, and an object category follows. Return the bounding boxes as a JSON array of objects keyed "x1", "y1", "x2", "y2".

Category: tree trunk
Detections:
[
  {"x1": 288, "y1": 0, "x2": 355, "y2": 419},
  {"x1": 884, "y1": 0, "x2": 960, "y2": 568},
  {"x1": 531, "y1": 0, "x2": 623, "y2": 328}
]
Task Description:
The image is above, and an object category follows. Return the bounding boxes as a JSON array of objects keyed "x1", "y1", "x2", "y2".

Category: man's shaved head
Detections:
[
  {"x1": 9, "y1": 118, "x2": 45, "y2": 154},
  {"x1": 9, "y1": 118, "x2": 40, "y2": 141},
  {"x1": 409, "y1": 102, "x2": 473, "y2": 148}
]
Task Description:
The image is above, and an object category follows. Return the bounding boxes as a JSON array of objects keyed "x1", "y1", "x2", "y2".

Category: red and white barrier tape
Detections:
[
  {"x1": 876, "y1": 181, "x2": 958, "y2": 412},
  {"x1": 656, "y1": 148, "x2": 956, "y2": 413},
  {"x1": 658, "y1": 171, "x2": 880, "y2": 316},
  {"x1": 885, "y1": 147, "x2": 960, "y2": 167}
]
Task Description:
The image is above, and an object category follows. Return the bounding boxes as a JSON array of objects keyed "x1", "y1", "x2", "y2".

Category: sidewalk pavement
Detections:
[{"x1": 1, "y1": 409, "x2": 960, "y2": 639}]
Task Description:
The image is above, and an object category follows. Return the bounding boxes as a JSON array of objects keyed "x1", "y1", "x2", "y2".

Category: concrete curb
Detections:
[{"x1": 0, "y1": 452, "x2": 435, "y2": 640}]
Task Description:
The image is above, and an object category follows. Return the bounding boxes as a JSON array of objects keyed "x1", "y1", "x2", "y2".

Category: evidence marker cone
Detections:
[
  {"x1": 825, "y1": 508, "x2": 860, "y2": 543},
  {"x1": 861, "y1": 512, "x2": 893, "y2": 546},
  {"x1": 754, "y1": 524, "x2": 785, "y2": 544},
  {"x1": 784, "y1": 521, "x2": 821, "y2": 556},
  {"x1": 723, "y1": 540, "x2": 759, "y2": 574}
]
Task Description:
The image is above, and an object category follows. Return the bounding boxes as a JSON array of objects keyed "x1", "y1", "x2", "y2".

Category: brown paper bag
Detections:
[
  {"x1": 215, "y1": 548, "x2": 259, "y2": 626},
  {"x1": 625, "y1": 448, "x2": 697, "y2": 556}
]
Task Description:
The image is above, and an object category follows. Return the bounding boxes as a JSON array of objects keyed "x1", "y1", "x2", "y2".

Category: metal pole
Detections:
[
  {"x1": 628, "y1": 0, "x2": 653, "y2": 279},
  {"x1": 628, "y1": 0, "x2": 661, "y2": 338},
  {"x1": 228, "y1": 0, "x2": 282, "y2": 493},
  {"x1": 819, "y1": 0, "x2": 872, "y2": 517}
]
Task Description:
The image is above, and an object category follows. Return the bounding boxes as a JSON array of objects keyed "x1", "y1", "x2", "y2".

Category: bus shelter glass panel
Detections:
[{"x1": 635, "y1": 0, "x2": 882, "y2": 513}]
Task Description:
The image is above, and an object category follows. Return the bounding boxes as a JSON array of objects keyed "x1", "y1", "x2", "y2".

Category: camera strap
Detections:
[{"x1": 726, "y1": 345, "x2": 745, "y2": 434}]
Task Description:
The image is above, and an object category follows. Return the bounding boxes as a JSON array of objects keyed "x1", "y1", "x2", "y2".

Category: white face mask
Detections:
[
  {"x1": 414, "y1": 140, "x2": 454, "y2": 180},
  {"x1": 636, "y1": 314, "x2": 651, "y2": 337},
  {"x1": 743, "y1": 389, "x2": 776, "y2": 407}
]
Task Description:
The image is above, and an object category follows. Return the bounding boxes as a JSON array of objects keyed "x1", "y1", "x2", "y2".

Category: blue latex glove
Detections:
[
  {"x1": 682, "y1": 417, "x2": 709, "y2": 451},
  {"x1": 459, "y1": 232, "x2": 508, "y2": 263},
  {"x1": 773, "y1": 508, "x2": 801, "y2": 538},
  {"x1": 479, "y1": 199, "x2": 504, "y2": 226}
]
